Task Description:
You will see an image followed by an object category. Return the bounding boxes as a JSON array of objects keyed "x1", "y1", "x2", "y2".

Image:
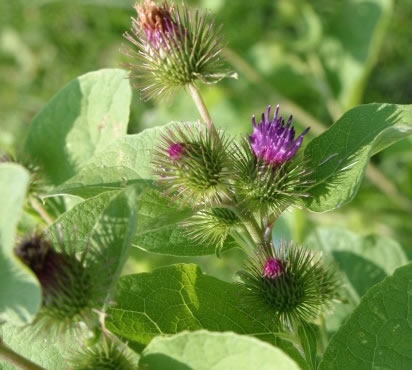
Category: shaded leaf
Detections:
[{"x1": 24, "y1": 69, "x2": 131, "y2": 185}]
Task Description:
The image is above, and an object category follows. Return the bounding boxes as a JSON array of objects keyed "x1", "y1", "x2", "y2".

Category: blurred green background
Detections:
[{"x1": 1, "y1": 0, "x2": 411, "y2": 280}]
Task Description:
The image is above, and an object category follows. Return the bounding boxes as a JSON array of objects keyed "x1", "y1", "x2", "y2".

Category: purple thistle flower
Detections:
[
  {"x1": 136, "y1": 0, "x2": 178, "y2": 50},
  {"x1": 168, "y1": 142, "x2": 185, "y2": 160},
  {"x1": 263, "y1": 257, "x2": 284, "y2": 279},
  {"x1": 249, "y1": 105, "x2": 310, "y2": 166}
]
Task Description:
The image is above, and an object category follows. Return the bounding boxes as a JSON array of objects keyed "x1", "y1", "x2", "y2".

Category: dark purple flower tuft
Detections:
[
  {"x1": 263, "y1": 257, "x2": 284, "y2": 279},
  {"x1": 249, "y1": 105, "x2": 310, "y2": 165},
  {"x1": 168, "y1": 143, "x2": 185, "y2": 160},
  {"x1": 136, "y1": 0, "x2": 178, "y2": 50}
]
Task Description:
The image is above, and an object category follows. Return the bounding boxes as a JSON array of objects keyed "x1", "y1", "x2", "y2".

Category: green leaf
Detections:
[
  {"x1": 0, "y1": 164, "x2": 41, "y2": 325},
  {"x1": 106, "y1": 264, "x2": 307, "y2": 368},
  {"x1": 139, "y1": 330, "x2": 301, "y2": 370},
  {"x1": 320, "y1": 0, "x2": 392, "y2": 109},
  {"x1": 306, "y1": 227, "x2": 407, "y2": 333},
  {"x1": 47, "y1": 185, "x2": 141, "y2": 304},
  {"x1": 0, "y1": 324, "x2": 74, "y2": 369},
  {"x1": 304, "y1": 103, "x2": 412, "y2": 212},
  {"x1": 319, "y1": 262, "x2": 412, "y2": 370},
  {"x1": 50, "y1": 122, "x2": 175, "y2": 198},
  {"x1": 24, "y1": 69, "x2": 131, "y2": 185}
]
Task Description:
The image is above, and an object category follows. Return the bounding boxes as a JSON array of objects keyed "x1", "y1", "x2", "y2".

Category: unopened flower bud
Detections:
[
  {"x1": 238, "y1": 241, "x2": 337, "y2": 326},
  {"x1": 123, "y1": 0, "x2": 235, "y2": 101}
]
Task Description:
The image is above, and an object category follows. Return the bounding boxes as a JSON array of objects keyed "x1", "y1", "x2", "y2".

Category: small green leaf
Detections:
[
  {"x1": 306, "y1": 227, "x2": 407, "y2": 333},
  {"x1": 319, "y1": 262, "x2": 412, "y2": 370},
  {"x1": 304, "y1": 103, "x2": 412, "y2": 212},
  {"x1": 140, "y1": 330, "x2": 301, "y2": 370},
  {"x1": 24, "y1": 69, "x2": 131, "y2": 185},
  {"x1": 0, "y1": 163, "x2": 41, "y2": 325},
  {"x1": 106, "y1": 264, "x2": 307, "y2": 368}
]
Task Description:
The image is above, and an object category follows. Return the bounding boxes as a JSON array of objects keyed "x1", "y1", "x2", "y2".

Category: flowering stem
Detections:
[
  {"x1": 187, "y1": 83, "x2": 214, "y2": 131},
  {"x1": 0, "y1": 338, "x2": 45, "y2": 370}
]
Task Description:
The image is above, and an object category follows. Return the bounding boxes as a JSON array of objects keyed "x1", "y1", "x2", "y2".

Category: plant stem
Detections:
[
  {"x1": 0, "y1": 338, "x2": 45, "y2": 370},
  {"x1": 29, "y1": 197, "x2": 53, "y2": 226},
  {"x1": 187, "y1": 83, "x2": 214, "y2": 131},
  {"x1": 232, "y1": 208, "x2": 264, "y2": 246}
]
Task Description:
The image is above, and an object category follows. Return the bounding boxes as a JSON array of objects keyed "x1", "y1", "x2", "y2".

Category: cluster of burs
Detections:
[{"x1": 7, "y1": 1, "x2": 339, "y2": 369}]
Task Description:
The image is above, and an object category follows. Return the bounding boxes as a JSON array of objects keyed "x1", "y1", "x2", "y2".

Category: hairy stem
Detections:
[
  {"x1": 0, "y1": 338, "x2": 45, "y2": 370},
  {"x1": 187, "y1": 83, "x2": 214, "y2": 131}
]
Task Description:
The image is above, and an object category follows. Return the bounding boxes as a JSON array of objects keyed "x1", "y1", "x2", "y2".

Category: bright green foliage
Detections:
[
  {"x1": 304, "y1": 103, "x2": 412, "y2": 212},
  {"x1": 51, "y1": 123, "x2": 179, "y2": 198},
  {"x1": 23, "y1": 69, "x2": 131, "y2": 185},
  {"x1": 319, "y1": 262, "x2": 412, "y2": 370},
  {"x1": 0, "y1": 163, "x2": 41, "y2": 325},
  {"x1": 140, "y1": 330, "x2": 301, "y2": 370}
]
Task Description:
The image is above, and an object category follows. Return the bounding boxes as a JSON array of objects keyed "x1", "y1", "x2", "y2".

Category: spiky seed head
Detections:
[
  {"x1": 15, "y1": 234, "x2": 107, "y2": 336},
  {"x1": 238, "y1": 241, "x2": 338, "y2": 327},
  {"x1": 180, "y1": 208, "x2": 240, "y2": 254},
  {"x1": 123, "y1": 0, "x2": 235, "y2": 101},
  {"x1": 153, "y1": 123, "x2": 232, "y2": 206},
  {"x1": 231, "y1": 104, "x2": 312, "y2": 215},
  {"x1": 69, "y1": 340, "x2": 138, "y2": 370}
]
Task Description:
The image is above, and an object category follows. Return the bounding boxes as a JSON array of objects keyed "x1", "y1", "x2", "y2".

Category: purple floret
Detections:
[
  {"x1": 249, "y1": 105, "x2": 310, "y2": 165},
  {"x1": 168, "y1": 143, "x2": 185, "y2": 160},
  {"x1": 263, "y1": 257, "x2": 284, "y2": 279}
]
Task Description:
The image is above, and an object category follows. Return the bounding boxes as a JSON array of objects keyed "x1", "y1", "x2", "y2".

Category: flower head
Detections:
[
  {"x1": 153, "y1": 123, "x2": 231, "y2": 206},
  {"x1": 250, "y1": 105, "x2": 310, "y2": 166},
  {"x1": 15, "y1": 233, "x2": 111, "y2": 337},
  {"x1": 238, "y1": 241, "x2": 338, "y2": 326},
  {"x1": 123, "y1": 1, "x2": 235, "y2": 101}
]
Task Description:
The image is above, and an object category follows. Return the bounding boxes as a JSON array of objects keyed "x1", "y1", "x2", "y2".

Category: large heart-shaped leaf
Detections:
[
  {"x1": 106, "y1": 263, "x2": 307, "y2": 368},
  {"x1": 319, "y1": 262, "x2": 412, "y2": 370},
  {"x1": 140, "y1": 330, "x2": 301, "y2": 370},
  {"x1": 0, "y1": 164, "x2": 41, "y2": 325},
  {"x1": 24, "y1": 68, "x2": 131, "y2": 185},
  {"x1": 304, "y1": 103, "x2": 412, "y2": 212}
]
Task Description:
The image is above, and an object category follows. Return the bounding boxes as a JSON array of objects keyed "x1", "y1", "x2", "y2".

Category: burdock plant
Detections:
[{"x1": 7, "y1": 1, "x2": 410, "y2": 369}]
